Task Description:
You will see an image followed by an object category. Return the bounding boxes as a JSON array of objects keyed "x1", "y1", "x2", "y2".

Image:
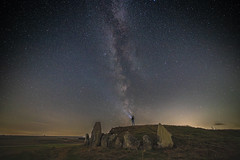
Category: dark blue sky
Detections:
[{"x1": 1, "y1": 0, "x2": 240, "y2": 135}]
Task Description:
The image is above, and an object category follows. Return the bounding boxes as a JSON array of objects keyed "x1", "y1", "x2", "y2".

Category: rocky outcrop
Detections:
[
  {"x1": 157, "y1": 123, "x2": 174, "y2": 148},
  {"x1": 101, "y1": 134, "x2": 109, "y2": 148},
  {"x1": 90, "y1": 122, "x2": 102, "y2": 147},
  {"x1": 123, "y1": 131, "x2": 140, "y2": 150},
  {"x1": 84, "y1": 133, "x2": 90, "y2": 146},
  {"x1": 85, "y1": 122, "x2": 174, "y2": 150},
  {"x1": 142, "y1": 135, "x2": 152, "y2": 150}
]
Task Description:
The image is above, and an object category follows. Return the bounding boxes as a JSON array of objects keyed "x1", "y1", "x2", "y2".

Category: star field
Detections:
[{"x1": 0, "y1": 0, "x2": 240, "y2": 135}]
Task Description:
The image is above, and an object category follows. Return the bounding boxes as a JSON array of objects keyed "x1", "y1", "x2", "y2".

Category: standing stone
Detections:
[
  {"x1": 142, "y1": 135, "x2": 152, "y2": 150},
  {"x1": 84, "y1": 133, "x2": 90, "y2": 146},
  {"x1": 108, "y1": 134, "x2": 117, "y2": 148},
  {"x1": 123, "y1": 131, "x2": 140, "y2": 150},
  {"x1": 90, "y1": 122, "x2": 102, "y2": 147},
  {"x1": 157, "y1": 123, "x2": 174, "y2": 148},
  {"x1": 115, "y1": 137, "x2": 123, "y2": 148},
  {"x1": 101, "y1": 134, "x2": 109, "y2": 148}
]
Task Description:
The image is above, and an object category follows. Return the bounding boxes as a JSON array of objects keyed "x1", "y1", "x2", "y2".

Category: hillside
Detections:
[
  {"x1": 0, "y1": 125, "x2": 240, "y2": 160},
  {"x1": 109, "y1": 125, "x2": 240, "y2": 159}
]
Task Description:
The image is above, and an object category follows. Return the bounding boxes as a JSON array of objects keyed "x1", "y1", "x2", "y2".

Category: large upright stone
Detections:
[
  {"x1": 115, "y1": 137, "x2": 123, "y2": 148},
  {"x1": 90, "y1": 122, "x2": 102, "y2": 147},
  {"x1": 84, "y1": 133, "x2": 90, "y2": 146},
  {"x1": 101, "y1": 134, "x2": 109, "y2": 148},
  {"x1": 123, "y1": 131, "x2": 140, "y2": 150},
  {"x1": 142, "y1": 135, "x2": 152, "y2": 150},
  {"x1": 108, "y1": 134, "x2": 117, "y2": 148},
  {"x1": 157, "y1": 123, "x2": 173, "y2": 148}
]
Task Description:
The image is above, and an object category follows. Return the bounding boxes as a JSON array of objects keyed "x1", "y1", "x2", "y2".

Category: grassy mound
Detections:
[{"x1": 109, "y1": 124, "x2": 240, "y2": 159}]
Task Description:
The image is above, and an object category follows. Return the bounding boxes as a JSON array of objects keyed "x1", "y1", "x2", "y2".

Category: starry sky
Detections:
[{"x1": 1, "y1": 0, "x2": 240, "y2": 136}]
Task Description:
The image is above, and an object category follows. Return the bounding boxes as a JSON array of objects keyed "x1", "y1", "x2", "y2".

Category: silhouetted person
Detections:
[{"x1": 131, "y1": 115, "x2": 135, "y2": 126}]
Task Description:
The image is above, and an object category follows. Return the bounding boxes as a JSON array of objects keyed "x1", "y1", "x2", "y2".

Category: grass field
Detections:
[{"x1": 0, "y1": 125, "x2": 240, "y2": 160}]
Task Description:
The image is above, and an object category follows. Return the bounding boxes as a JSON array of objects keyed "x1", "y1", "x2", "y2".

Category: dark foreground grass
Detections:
[
  {"x1": 0, "y1": 125, "x2": 240, "y2": 160},
  {"x1": 0, "y1": 144, "x2": 167, "y2": 160}
]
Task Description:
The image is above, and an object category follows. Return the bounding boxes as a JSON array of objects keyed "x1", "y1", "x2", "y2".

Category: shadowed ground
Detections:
[{"x1": 0, "y1": 125, "x2": 240, "y2": 160}]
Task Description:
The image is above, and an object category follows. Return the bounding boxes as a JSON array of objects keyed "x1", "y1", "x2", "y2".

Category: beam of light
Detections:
[{"x1": 123, "y1": 108, "x2": 133, "y2": 119}]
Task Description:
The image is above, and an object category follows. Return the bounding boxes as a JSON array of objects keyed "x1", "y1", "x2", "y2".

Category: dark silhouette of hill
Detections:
[{"x1": 109, "y1": 124, "x2": 240, "y2": 159}]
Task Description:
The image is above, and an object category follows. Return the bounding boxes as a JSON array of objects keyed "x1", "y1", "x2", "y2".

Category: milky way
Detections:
[{"x1": 102, "y1": 0, "x2": 136, "y2": 118}]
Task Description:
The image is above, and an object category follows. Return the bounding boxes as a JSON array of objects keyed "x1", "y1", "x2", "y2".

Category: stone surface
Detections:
[
  {"x1": 123, "y1": 131, "x2": 140, "y2": 150},
  {"x1": 101, "y1": 134, "x2": 109, "y2": 148},
  {"x1": 90, "y1": 122, "x2": 102, "y2": 147},
  {"x1": 84, "y1": 133, "x2": 90, "y2": 146},
  {"x1": 157, "y1": 123, "x2": 174, "y2": 148},
  {"x1": 142, "y1": 135, "x2": 152, "y2": 150},
  {"x1": 115, "y1": 137, "x2": 123, "y2": 148},
  {"x1": 108, "y1": 134, "x2": 117, "y2": 147}
]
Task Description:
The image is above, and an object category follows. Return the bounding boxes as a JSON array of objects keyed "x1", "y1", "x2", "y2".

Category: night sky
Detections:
[{"x1": 1, "y1": 0, "x2": 240, "y2": 136}]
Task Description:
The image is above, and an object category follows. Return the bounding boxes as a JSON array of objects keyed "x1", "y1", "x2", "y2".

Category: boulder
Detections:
[
  {"x1": 157, "y1": 123, "x2": 173, "y2": 148},
  {"x1": 84, "y1": 133, "x2": 90, "y2": 146},
  {"x1": 142, "y1": 135, "x2": 152, "y2": 150},
  {"x1": 101, "y1": 134, "x2": 109, "y2": 148},
  {"x1": 115, "y1": 137, "x2": 123, "y2": 148},
  {"x1": 90, "y1": 122, "x2": 102, "y2": 147},
  {"x1": 123, "y1": 131, "x2": 140, "y2": 150},
  {"x1": 108, "y1": 134, "x2": 117, "y2": 147}
]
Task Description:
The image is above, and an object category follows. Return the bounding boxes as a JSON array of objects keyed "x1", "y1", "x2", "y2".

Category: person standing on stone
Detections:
[{"x1": 131, "y1": 115, "x2": 135, "y2": 126}]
